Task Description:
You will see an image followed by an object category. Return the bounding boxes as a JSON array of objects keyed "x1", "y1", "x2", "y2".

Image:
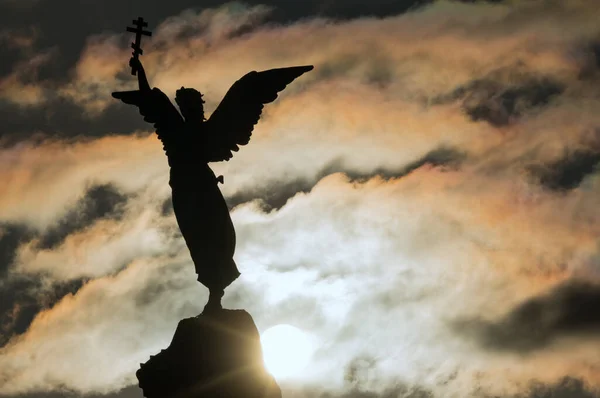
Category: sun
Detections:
[{"x1": 260, "y1": 324, "x2": 314, "y2": 379}]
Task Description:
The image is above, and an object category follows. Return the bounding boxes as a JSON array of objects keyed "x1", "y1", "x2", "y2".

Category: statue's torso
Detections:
[
  {"x1": 168, "y1": 160, "x2": 216, "y2": 189},
  {"x1": 163, "y1": 123, "x2": 217, "y2": 188}
]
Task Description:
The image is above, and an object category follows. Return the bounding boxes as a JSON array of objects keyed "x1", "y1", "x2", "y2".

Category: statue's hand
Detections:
[{"x1": 129, "y1": 56, "x2": 142, "y2": 72}]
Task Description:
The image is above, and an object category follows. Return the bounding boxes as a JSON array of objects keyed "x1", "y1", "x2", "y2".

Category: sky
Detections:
[{"x1": 1, "y1": 0, "x2": 600, "y2": 397}]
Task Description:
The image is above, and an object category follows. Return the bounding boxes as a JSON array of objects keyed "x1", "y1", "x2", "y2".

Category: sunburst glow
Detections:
[{"x1": 260, "y1": 324, "x2": 314, "y2": 379}]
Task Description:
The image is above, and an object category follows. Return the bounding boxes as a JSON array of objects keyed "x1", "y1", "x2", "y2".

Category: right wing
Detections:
[
  {"x1": 202, "y1": 65, "x2": 314, "y2": 162},
  {"x1": 112, "y1": 88, "x2": 184, "y2": 155}
]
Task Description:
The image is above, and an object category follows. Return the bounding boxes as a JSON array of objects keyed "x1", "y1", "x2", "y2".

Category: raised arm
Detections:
[
  {"x1": 112, "y1": 60, "x2": 185, "y2": 157},
  {"x1": 130, "y1": 57, "x2": 151, "y2": 92}
]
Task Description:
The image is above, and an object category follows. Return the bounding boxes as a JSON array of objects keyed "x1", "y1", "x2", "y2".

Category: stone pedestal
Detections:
[{"x1": 136, "y1": 309, "x2": 281, "y2": 398}]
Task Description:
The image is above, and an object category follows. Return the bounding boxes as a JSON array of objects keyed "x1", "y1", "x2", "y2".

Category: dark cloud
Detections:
[
  {"x1": 160, "y1": 197, "x2": 173, "y2": 216},
  {"x1": 434, "y1": 69, "x2": 564, "y2": 127},
  {"x1": 514, "y1": 377, "x2": 599, "y2": 398},
  {"x1": 456, "y1": 281, "x2": 600, "y2": 352},
  {"x1": 0, "y1": 25, "x2": 39, "y2": 77},
  {"x1": 593, "y1": 42, "x2": 600, "y2": 70},
  {"x1": 0, "y1": 277, "x2": 37, "y2": 346},
  {"x1": 0, "y1": 45, "x2": 26, "y2": 79},
  {"x1": 37, "y1": 184, "x2": 128, "y2": 250},
  {"x1": 226, "y1": 146, "x2": 465, "y2": 211},
  {"x1": 226, "y1": 177, "x2": 310, "y2": 211},
  {"x1": 476, "y1": 377, "x2": 600, "y2": 398},
  {"x1": 0, "y1": 184, "x2": 127, "y2": 275},
  {"x1": 0, "y1": 224, "x2": 34, "y2": 345},
  {"x1": 528, "y1": 149, "x2": 600, "y2": 191},
  {"x1": 346, "y1": 146, "x2": 465, "y2": 181},
  {"x1": 0, "y1": 276, "x2": 86, "y2": 348},
  {"x1": 0, "y1": 99, "x2": 149, "y2": 142},
  {"x1": 461, "y1": 78, "x2": 563, "y2": 127},
  {"x1": 576, "y1": 40, "x2": 600, "y2": 79},
  {"x1": 0, "y1": 224, "x2": 33, "y2": 276}
]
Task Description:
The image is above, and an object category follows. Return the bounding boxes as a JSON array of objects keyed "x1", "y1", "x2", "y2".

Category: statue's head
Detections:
[{"x1": 175, "y1": 87, "x2": 205, "y2": 122}]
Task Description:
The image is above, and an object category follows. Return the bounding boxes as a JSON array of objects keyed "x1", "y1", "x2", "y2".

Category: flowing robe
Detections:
[{"x1": 167, "y1": 128, "x2": 240, "y2": 291}]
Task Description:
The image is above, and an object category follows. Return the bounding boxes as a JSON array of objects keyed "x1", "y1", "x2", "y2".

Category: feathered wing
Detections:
[
  {"x1": 203, "y1": 65, "x2": 314, "y2": 162},
  {"x1": 111, "y1": 88, "x2": 184, "y2": 156}
]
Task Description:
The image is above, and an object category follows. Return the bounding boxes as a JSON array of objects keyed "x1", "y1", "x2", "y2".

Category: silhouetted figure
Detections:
[
  {"x1": 112, "y1": 57, "x2": 313, "y2": 311},
  {"x1": 113, "y1": 21, "x2": 312, "y2": 396}
]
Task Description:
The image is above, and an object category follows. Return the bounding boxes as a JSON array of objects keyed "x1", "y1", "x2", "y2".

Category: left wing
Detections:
[{"x1": 202, "y1": 65, "x2": 314, "y2": 162}]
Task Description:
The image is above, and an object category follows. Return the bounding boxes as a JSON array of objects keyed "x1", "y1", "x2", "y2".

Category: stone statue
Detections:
[
  {"x1": 112, "y1": 17, "x2": 313, "y2": 398},
  {"x1": 112, "y1": 19, "x2": 313, "y2": 312}
]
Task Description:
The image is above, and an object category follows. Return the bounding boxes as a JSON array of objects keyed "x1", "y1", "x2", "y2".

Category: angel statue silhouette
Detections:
[{"x1": 112, "y1": 23, "x2": 313, "y2": 313}]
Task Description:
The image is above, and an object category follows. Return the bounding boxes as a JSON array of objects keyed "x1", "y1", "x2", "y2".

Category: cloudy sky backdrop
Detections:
[{"x1": 2, "y1": 0, "x2": 600, "y2": 397}]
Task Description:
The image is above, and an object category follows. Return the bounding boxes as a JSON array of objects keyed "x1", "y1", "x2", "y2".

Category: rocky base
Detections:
[{"x1": 136, "y1": 309, "x2": 281, "y2": 398}]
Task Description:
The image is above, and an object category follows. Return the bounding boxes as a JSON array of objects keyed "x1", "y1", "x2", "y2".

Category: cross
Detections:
[{"x1": 126, "y1": 17, "x2": 152, "y2": 75}]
